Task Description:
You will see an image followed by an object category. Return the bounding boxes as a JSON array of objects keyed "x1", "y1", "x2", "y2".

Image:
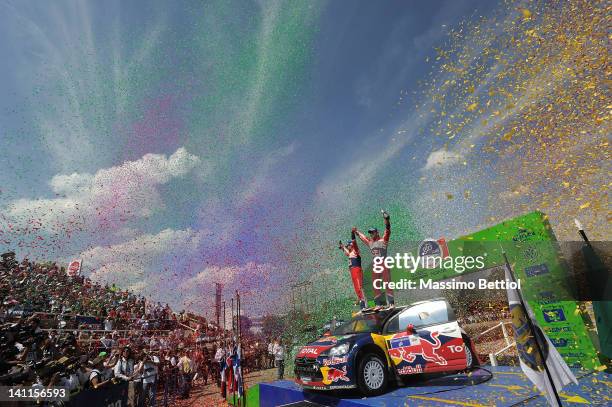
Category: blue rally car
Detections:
[{"x1": 294, "y1": 298, "x2": 479, "y2": 396}]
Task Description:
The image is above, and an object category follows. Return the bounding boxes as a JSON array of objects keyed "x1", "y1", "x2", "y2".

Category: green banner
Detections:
[{"x1": 455, "y1": 211, "x2": 600, "y2": 370}]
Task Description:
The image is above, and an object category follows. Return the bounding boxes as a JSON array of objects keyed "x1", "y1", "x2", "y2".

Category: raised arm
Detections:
[
  {"x1": 351, "y1": 230, "x2": 360, "y2": 256},
  {"x1": 338, "y1": 240, "x2": 350, "y2": 256},
  {"x1": 353, "y1": 227, "x2": 370, "y2": 245},
  {"x1": 382, "y1": 210, "x2": 391, "y2": 243}
]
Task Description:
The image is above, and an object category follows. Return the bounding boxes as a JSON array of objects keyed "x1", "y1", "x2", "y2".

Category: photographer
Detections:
[
  {"x1": 113, "y1": 347, "x2": 134, "y2": 381},
  {"x1": 52, "y1": 364, "x2": 80, "y2": 395},
  {"x1": 88, "y1": 355, "x2": 118, "y2": 392},
  {"x1": 76, "y1": 357, "x2": 92, "y2": 389},
  {"x1": 135, "y1": 352, "x2": 158, "y2": 406},
  {"x1": 103, "y1": 349, "x2": 120, "y2": 374}
]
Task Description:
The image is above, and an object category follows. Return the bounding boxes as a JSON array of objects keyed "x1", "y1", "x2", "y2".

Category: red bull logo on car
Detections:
[
  {"x1": 388, "y1": 331, "x2": 447, "y2": 366},
  {"x1": 321, "y1": 366, "x2": 349, "y2": 384},
  {"x1": 322, "y1": 355, "x2": 348, "y2": 366}
]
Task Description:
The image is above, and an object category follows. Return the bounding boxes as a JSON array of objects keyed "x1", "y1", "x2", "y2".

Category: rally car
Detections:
[{"x1": 294, "y1": 298, "x2": 479, "y2": 396}]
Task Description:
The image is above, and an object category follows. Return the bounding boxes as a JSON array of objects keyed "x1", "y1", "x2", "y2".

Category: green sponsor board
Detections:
[
  {"x1": 455, "y1": 211, "x2": 600, "y2": 370},
  {"x1": 361, "y1": 211, "x2": 600, "y2": 369}
]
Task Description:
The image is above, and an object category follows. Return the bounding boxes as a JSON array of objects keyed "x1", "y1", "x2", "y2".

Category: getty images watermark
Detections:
[{"x1": 372, "y1": 253, "x2": 521, "y2": 291}]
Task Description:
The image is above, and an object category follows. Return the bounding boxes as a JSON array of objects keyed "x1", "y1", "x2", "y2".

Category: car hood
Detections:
[{"x1": 296, "y1": 333, "x2": 363, "y2": 358}]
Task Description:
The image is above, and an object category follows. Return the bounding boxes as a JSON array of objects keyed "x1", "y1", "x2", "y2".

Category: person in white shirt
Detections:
[
  {"x1": 88, "y1": 357, "x2": 108, "y2": 389},
  {"x1": 100, "y1": 334, "x2": 114, "y2": 350},
  {"x1": 214, "y1": 344, "x2": 225, "y2": 379},
  {"x1": 113, "y1": 347, "x2": 135, "y2": 381},
  {"x1": 214, "y1": 345, "x2": 225, "y2": 363},
  {"x1": 135, "y1": 353, "x2": 158, "y2": 406},
  {"x1": 272, "y1": 338, "x2": 285, "y2": 380},
  {"x1": 104, "y1": 317, "x2": 113, "y2": 331},
  {"x1": 267, "y1": 341, "x2": 275, "y2": 369},
  {"x1": 149, "y1": 336, "x2": 158, "y2": 351},
  {"x1": 59, "y1": 373, "x2": 80, "y2": 393}
]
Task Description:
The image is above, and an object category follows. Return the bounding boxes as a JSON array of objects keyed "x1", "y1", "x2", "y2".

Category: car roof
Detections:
[
  {"x1": 380, "y1": 298, "x2": 450, "y2": 321},
  {"x1": 360, "y1": 298, "x2": 448, "y2": 314},
  {"x1": 407, "y1": 297, "x2": 449, "y2": 307}
]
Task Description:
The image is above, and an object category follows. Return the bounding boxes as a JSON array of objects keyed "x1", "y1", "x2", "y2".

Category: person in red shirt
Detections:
[
  {"x1": 354, "y1": 210, "x2": 394, "y2": 306},
  {"x1": 338, "y1": 230, "x2": 367, "y2": 310}
]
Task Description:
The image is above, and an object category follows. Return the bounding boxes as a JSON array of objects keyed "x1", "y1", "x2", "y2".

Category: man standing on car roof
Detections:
[
  {"x1": 354, "y1": 210, "x2": 394, "y2": 306},
  {"x1": 338, "y1": 229, "x2": 367, "y2": 310}
]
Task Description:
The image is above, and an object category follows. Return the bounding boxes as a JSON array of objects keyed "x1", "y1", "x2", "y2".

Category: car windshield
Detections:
[{"x1": 331, "y1": 311, "x2": 394, "y2": 335}]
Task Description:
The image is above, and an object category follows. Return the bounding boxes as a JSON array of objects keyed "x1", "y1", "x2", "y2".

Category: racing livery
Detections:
[{"x1": 294, "y1": 299, "x2": 479, "y2": 396}]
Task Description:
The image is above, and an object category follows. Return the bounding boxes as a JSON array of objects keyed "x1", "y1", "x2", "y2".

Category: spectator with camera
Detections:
[
  {"x1": 135, "y1": 351, "x2": 158, "y2": 406},
  {"x1": 113, "y1": 346, "x2": 135, "y2": 381}
]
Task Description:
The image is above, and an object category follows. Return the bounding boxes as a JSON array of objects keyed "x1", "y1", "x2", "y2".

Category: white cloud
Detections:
[
  {"x1": 79, "y1": 229, "x2": 284, "y2": 315},
  {"x1": 176, "y1": 261, "x2": 285, "y2": 316},
  {"x1": 4, "y1": 147, "x2": 200, "y2": 234},
  {"x1": 423, "y1": 149, "x2": 463, "y2": 170},
  {"x1": 83, "y1": 227, "x2": 204, "y2": 294},
  {"x1": 49, "y1": 173, "x2": 94, "y2": 195},
  {"x1": 179, "y1": 261, "x2": 266, "y2": 290},
  {"x1": 85, "y1": 228, "x2": 202, "y2": 268}
]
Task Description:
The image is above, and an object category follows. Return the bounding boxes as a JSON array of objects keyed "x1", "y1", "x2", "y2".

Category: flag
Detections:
[
  {"x1": 224, "y1": 352, "x2": 235, "y2": 396},
  {"x1": 504, "y1": 261, "x2": 577, "y2": 406},
  {"x1": 233, "y1": 344, "x2": 245, "y2": 399},
  {"x1": 67, "y1": 259, "x2": 82, "y2": 276},
  {"x1": 220, "y1": 350, "x2": 227, "y2": 398}
]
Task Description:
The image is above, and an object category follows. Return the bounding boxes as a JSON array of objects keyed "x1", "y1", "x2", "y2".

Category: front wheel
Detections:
[
  {"x1": 465, "y1": 341, "x2": 478, "y2": 368},
  {"x1": 356, "y1": 353, "x2": 388, "y2": 396}
]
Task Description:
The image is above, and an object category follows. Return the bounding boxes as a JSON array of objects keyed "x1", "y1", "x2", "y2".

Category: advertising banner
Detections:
[
  {"x1": 67, "y1": 259, "x2": 82, "y2": 277},
  {"x1": 67, "y1": 381, "x2": 128, "y2": 407}
]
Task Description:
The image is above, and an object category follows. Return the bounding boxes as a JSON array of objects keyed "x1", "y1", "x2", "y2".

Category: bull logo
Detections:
[
  {"x1": 389, "y1": 331, "x2": 447, "y2": 366},
  {"x1": 320, "y1": 366, "x2": 349, "y2": 384}
]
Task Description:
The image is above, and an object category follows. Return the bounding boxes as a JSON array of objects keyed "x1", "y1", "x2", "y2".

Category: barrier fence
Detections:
[{"x1": 471, "y1": 320, "x2": 517, "y2": 366}]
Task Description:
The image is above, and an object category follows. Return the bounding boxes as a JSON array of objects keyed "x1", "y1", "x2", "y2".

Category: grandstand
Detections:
[{"x1": 0, "y1": 251, "x2": 247, "y2": 405}]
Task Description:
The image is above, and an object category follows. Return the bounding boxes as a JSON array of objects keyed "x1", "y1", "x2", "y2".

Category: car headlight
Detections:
[{"x1": 328, "y1": 343, "x2": 350, "y2": 356}]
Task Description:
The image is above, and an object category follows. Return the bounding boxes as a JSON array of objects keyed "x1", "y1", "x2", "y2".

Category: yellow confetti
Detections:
[{"x1": 521, "y1": 9, "x2": 532, "y2": 19}]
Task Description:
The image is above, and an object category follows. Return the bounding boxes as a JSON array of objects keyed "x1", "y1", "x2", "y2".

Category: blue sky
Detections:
[{"x1": 0, "y1": 0, "x2": 607, "y2": 316}]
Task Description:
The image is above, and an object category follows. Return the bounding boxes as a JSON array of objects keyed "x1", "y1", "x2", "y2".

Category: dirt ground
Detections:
[{"x1": 169, "y1": 367, "x2": 280, "y2": 406}]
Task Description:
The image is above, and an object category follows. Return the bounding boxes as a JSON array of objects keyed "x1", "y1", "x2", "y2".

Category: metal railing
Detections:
[{"x1": 472, "y1": 321, "x2": 516, "y2": 366}]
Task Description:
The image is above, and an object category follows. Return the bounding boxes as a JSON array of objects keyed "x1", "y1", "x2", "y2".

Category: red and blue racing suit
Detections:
[
  {"x1": 340, "y1": 232, "x2": 367, "y2": 309},
  {"x1": 356, "y1": 219, "x2": 394, "y2": 306}
]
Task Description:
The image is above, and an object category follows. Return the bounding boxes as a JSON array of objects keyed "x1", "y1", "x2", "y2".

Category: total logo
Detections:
[
  {"x1": 321, "y1": 366, "x2": 349, "y2": 384},
  {"x1": 300, "y1": 347, "x2": 321, "y2": 356},
  {"x1": 389, "y1": 331, "x2": 447, "y2": 366},
  {"x1": 448, "y1": 344, "x2": 464, "y2": 353}
]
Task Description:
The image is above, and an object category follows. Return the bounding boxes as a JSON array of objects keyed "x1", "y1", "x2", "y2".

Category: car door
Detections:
[{"x1": 384, "y1": 300, "x2": 467, "y2": 375}]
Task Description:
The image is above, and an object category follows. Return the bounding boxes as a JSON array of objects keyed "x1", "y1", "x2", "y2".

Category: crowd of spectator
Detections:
[
  {"x1": 456, "y1": 299, "x2": 511, "y2": 325},
  {"x1": 0, "y1": 251, "x2": 274, "y2": 406}
]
